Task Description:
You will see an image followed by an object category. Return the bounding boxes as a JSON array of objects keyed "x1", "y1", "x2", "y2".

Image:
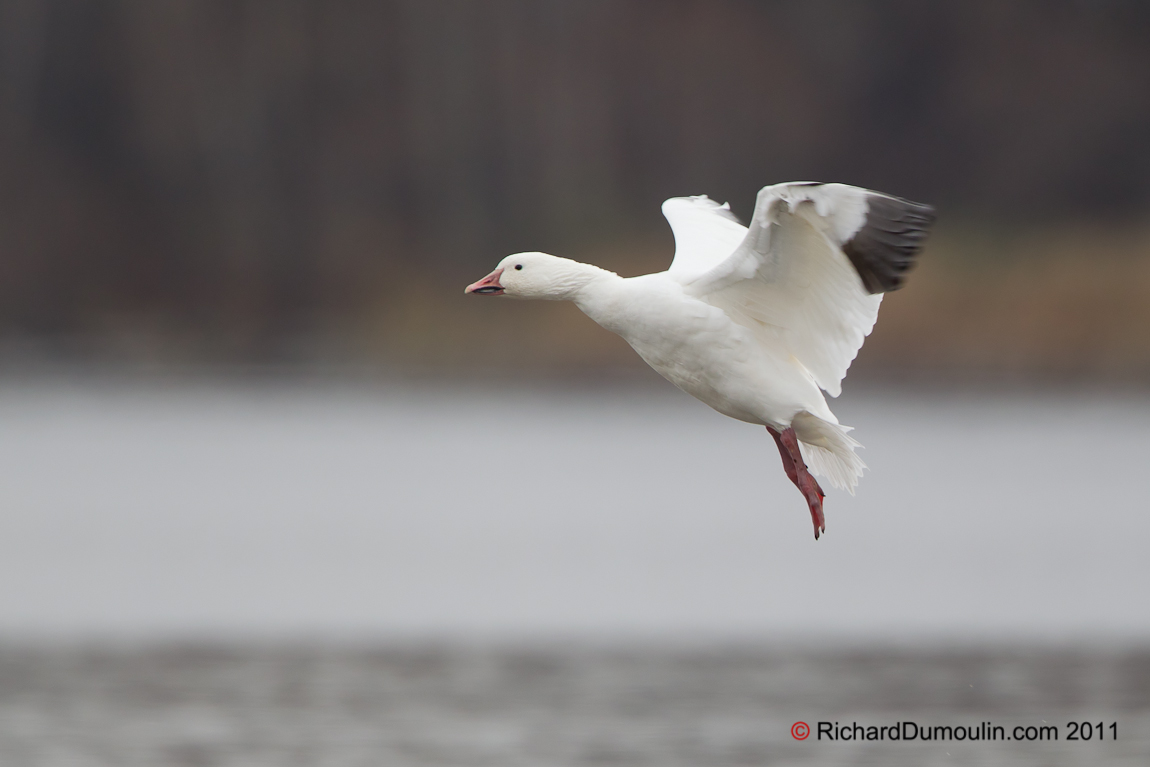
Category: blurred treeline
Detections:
[{"x1": 1, "y1": 0, "x2": 1148, "y2": 380}]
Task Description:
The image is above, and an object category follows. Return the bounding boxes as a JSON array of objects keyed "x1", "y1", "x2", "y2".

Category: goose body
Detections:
[
  {"x1": 574, "y1": 270, "x2": 834, "y2": 429},
  {"x1": 466, "y1": 182, "x2": 935, "y2": 538}
]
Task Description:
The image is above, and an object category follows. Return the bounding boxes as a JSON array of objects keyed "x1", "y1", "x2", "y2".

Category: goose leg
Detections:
[{"x1": 767, "y1": 426, "x2": 826, "y2": 540}]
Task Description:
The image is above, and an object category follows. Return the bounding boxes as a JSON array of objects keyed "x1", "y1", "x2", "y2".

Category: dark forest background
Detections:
[{"x1": 1, "y1": 0, "x2": 1148, "y2": 379}]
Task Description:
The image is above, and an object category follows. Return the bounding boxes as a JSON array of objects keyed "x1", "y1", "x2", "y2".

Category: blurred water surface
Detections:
[
  {"x1": 1, "y1": 380, "x2": 1148, "y2": 765},
  {"x1": 0, "y1": 379, "x2": 1146, "y2": 641},
  {"x1": 1, "y1": 644, "x2": 1147, "y2": 766}
]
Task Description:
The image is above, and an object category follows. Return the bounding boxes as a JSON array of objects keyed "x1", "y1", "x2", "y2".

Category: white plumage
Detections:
[{"x1": 466, "y1": 182, "x2": 935, "y2": 538}]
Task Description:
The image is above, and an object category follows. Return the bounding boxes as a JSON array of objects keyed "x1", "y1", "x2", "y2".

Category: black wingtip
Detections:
[{"x1": 841, "y1": 195, "x2": 937, "y2": 294}]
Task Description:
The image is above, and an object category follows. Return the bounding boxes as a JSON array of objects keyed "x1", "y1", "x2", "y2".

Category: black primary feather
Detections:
[{"x1": 841, "y1": 195, "x2": 936, "y2": 294}]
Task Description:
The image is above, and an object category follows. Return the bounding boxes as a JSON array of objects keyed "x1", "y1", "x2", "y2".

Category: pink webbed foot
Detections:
[{"x1": 767, "y1": 426, "x2": 826, "y2": 540}]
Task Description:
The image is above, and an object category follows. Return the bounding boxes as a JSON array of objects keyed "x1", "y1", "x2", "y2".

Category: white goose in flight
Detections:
[{"x1": 466, "y1": 182, "x2": 935, "y2": 539}]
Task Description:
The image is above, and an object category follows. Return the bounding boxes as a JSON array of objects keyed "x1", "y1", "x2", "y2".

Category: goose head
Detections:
[{"x1": 465, "y1": 252, "x2": 604, "y2": 301}]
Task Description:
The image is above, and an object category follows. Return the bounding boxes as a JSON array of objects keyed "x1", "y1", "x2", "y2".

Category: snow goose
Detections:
[{"x1": 466, "y1": 182, "x2": 935, "y2": 539}]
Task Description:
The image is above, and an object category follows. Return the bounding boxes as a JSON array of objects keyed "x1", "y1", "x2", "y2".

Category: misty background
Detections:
[{"x1": 1, "y1": 2, "x2": 1149, "y2": 765}]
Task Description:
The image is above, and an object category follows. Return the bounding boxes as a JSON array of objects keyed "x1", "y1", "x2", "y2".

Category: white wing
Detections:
[
  {"x1": 662, "y1": 196, "x2": 748, "y2": 282},
  {"x1": 680, "y1": 182, "x2": 935, "y2": 397}
]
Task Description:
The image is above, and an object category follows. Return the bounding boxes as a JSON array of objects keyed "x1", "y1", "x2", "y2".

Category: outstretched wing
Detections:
[
  {"x1": 681, "y1": 182, "x2": 935, "y2": 397},
  {"x1": 662, "y1": 196, "x2": 748, "y2": 282}
]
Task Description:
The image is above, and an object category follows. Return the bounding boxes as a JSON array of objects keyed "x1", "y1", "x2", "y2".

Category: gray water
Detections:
[
  {"x1": 1, "y1": 380, "x2": 1147, "y2": 641},
  {"x1": 1, "y1": 644, "x2": 1147, "y2": 766},
  {"x1": 0, "y1": 380, "x2": 1148, "y2": 764}
]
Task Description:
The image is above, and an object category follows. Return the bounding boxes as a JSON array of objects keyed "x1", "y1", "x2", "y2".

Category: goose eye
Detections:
[{"x1": 515, "y1": 264, "x2": 523, "y2": 270}]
